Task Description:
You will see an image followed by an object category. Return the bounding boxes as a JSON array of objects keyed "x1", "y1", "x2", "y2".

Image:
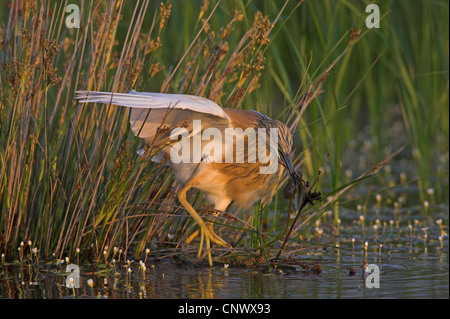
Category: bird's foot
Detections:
[
  {"x1": 186, "y1": 223, "x2": 231, "y2": 266},
  {"x1": 187, "y1": 223, "x2": 231, "y2": 248}
]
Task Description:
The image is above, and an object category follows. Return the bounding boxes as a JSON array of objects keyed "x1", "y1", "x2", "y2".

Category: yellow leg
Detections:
[{"x1": 178, "y1": 182, "x2": 230, "y2": 266}]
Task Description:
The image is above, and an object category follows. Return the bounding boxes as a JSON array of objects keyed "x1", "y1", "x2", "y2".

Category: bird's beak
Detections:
[{"x1": 280, "y1": 152, "x2": 298, "y2": 186}]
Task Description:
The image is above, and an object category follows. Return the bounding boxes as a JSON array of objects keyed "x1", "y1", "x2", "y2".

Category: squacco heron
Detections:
[{"x1": 76, "y1": 90, "x2": 299, "y2": 266}]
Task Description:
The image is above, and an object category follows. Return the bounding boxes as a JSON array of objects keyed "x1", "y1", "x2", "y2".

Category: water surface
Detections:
[{"x1": 1, "y1": 238, "x2": 447, "y2": 299}]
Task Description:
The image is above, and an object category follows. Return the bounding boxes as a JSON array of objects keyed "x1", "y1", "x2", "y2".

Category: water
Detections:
[{"x1": 1, "y1": 237, "x2": 447, "y2": 299}]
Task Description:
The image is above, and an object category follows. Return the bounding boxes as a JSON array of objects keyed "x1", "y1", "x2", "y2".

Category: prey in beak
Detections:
[{"x1": 279, "y1": 150, "x2": 304, "y2": 200}]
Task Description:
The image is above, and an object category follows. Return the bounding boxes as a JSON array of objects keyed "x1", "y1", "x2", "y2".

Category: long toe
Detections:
[
  {"x1": 206, "y1": 224, "x2": 231, "y2": 248},
  {"x1": 210, "y1": 232, "x2": 231, "y2": 248},
  {"x1": 186, "y1": 229, "x2": 200, "y2": 244}
]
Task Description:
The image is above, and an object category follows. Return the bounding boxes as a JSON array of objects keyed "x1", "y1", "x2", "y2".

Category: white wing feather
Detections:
[{"x1": 75, "y1": 90, "x2": 230, "y2": 120}]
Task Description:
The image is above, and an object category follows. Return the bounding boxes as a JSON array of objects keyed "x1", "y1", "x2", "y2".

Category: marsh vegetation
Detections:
[{"x1": 0, "y1": 0, "x2": 448, "y2": 298}]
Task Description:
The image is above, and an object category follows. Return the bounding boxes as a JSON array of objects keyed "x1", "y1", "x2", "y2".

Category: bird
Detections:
[{"x1": 76, "y1": 90, "x2": 299, "y2": 266}]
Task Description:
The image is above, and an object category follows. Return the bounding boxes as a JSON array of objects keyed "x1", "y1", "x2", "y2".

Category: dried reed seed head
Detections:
[
  {"x1": 24, "y1": 0, "x2": 36, "y2": 11},
  {"x1": 198, "y1": 0, "x2": 209, "y2": 20},
  {"x1": 160, "y1": 2, "x2": 172, "y2": 30},
  {"x1": 201, "y1": 18, "x2": 213, "y2": 35},
  {"x1": 20, "y1": 28, "x2": 31, "y2": 42},
  {"x1": 251, "y1": 12, "x2": 272, "y2": 46},
  {"x1": 148, "y1": 62, "x2": 164, "y2": 77},
  {"x1": 349, "y1": 28, "x2": 361, "y2": 45},
  {"x1": 234, "y1": 10, "x2": 244, "y2": 22},
  {"x1": 41, "y1": 39, "x2": 62, "y2": 86},
  {"x1": 43, "y1": 39, "x2": 60, "y2": 55},
  {"x1": 145, "y1": 37, "x2": 162, "y2": 55},
  {"x1": 2, "y1": 59, "x2": 24, "y2": 96},
  {"x1": 124, "y1": 57, "x2": 143, "y2": 85},
  {"x1": 218, "y1": 10, "x2": 244, "y2": 40}
]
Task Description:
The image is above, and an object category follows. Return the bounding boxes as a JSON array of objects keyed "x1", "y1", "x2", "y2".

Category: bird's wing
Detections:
[
  {"x1": 75, "y1": 90, "x2": 230, "y2": 119},
  {"x1": 75, "y1": 90, "x2": 231, "y2": 150}
]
